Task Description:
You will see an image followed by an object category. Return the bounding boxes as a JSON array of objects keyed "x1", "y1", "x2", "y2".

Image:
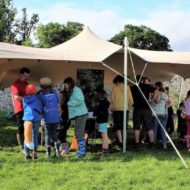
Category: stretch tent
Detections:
[
  {"x1": 0, "y1": 27, "x2": 121, "y2": 89},
  {"x1": 1, "y1": 26, "x2": 190, "y2": 89}
]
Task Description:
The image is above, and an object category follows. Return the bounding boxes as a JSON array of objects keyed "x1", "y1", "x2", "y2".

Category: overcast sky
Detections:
[{"x1": 13, "y1": 0, "x2": 190, "y2": 51}]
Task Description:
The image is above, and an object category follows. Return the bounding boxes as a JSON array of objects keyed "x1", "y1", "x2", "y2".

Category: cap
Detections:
[{"x1": 39, "y1": 77, "x2": 52, "y2": 86}]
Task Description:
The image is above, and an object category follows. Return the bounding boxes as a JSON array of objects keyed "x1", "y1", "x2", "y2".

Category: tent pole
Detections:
[
  {"x1": 177, "y1": 77, "x2": 184, "y2": 109},
  {"x1": 101, "y1": 61, "x2": 188, "y2": 168},
  {"x1": 123, "y1": 37, "x2": 128, "y2": 153}
]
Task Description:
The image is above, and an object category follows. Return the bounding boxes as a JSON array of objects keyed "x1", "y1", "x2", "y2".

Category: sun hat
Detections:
[{"x1": 39, "y1": 77, "x2": 52, "y2": 86}]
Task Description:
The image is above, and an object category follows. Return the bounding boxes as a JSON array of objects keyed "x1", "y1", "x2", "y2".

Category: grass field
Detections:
[{"x1": 0, "y1": 112, "x2": 190, "y2": 190}]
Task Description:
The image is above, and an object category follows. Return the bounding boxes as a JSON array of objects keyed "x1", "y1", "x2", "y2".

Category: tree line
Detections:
[{"x1": 0, "y1": 0, "x2": 172, "y2": 51}]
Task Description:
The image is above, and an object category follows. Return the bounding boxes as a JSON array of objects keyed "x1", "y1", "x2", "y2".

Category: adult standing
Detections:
[
  {"x1": 63, "y1": 77, "x2": 88, "y2": 157},
  {"x1": 11, "y1": 67, "x2": 31, "y2": 152},
  {"x1": 131, "y1": 75, "x2": 155, "y2": 148},
  {"x1": 151, "y1": 82, "x2": 168, "y2": 149},
  {"x1": 111, "y1": 75, "x2": 133, "y2": 147}
]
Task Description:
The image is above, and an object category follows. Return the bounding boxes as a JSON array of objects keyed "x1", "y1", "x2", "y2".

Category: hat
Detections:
[
  {"x1": 25, "y1": 84, "x2": 37, "y2": 95},
  {"x1": 40, "y1": 77, "x2": 52, "y2": 86}
]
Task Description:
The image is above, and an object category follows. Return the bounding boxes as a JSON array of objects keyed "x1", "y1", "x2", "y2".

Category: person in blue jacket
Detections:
[
  {"x1": 39, "y1": 77, "x2": 61, "y2": 158},
  {"x1": 63, "y1": 77, "x2": 88, "y2": 157},
  {"x1": 23, "y1": 84, "x2": 42, "y2": 160}
]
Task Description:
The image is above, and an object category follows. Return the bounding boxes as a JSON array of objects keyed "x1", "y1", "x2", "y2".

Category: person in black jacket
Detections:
[{"x1": 94, "y1": 89, "x2": 110, "y2": 154}]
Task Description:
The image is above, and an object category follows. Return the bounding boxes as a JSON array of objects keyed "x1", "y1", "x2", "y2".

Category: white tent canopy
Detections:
[{"x1": 1, "y1": 26, "x2": 190, "y2": 88}]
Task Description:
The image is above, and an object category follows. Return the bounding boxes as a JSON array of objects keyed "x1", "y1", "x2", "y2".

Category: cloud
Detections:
[
  {"x1": 125, "y1": 10, "x2": 190, "y2": 51},
  {"x1": 31, "y1": 2, "x2": 190, "y2": 51}
]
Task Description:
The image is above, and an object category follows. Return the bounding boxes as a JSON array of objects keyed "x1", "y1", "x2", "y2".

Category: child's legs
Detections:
[
  {"x1": 101, "y1": 132, "x2": 109, "y2": 149},
  {"x1": 44, "y1": 125, "x2": 52, "y2": 147},
  {"x1": 98, "y1": 123, "x2": 109, "y2": 149},
  {"x1": 75, "y1": 115, "x2": 87, "y2": 140},
  {"x1": 24, "y1": 142, "x2": 30, "y2": 155},
  {"x1": 32, "y1": 121, "x2": 40, "y2": 151}
]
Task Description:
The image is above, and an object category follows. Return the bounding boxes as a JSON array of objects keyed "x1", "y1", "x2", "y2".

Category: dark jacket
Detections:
[{"x1": 94, "y1": 99, "x2": 110, "y2": 123}]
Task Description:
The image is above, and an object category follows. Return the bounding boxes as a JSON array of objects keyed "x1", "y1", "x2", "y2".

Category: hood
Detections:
[{"x1": 24, "y1": 95, "x2": 38, "y2": 104}]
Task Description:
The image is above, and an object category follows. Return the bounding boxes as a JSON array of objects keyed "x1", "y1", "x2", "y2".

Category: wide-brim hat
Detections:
[{"x1": 40, "y1": 77, "x2": 52, "y2": 86}]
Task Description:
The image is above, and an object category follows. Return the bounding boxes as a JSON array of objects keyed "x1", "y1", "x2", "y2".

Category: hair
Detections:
[
  {"x1": 63, "y1": 77, "x2": 75, "y2": 89},
  {"x1": 155, "y1": 81, "x2": 165, "y2": 92},
  {"x1": 19, "y1": 67, "x2": 31, "y2": 74},
  {"x1": 113, "y1": 75, "x2": 124, "y2": 84},
  {"x1": 186, "y1": 90, "x2": 190, "y2": 98},
  {"x1": 179, "y1": 101, "x2": 184, "y2": 107},
  {"x1": 97, "y1": 89, "x2": 107, "y2": 100}
]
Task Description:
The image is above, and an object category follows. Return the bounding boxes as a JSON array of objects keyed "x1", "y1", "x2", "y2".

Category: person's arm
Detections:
[
  {"x1": 11, "y1": 84, "x2": 23, "y2": 101},
  {"x1": 67, "y1": 87, "x2": 84, "y2": 107},
  {"x1": 127, "y1": 85, "x2": 134, "y2": 109}
]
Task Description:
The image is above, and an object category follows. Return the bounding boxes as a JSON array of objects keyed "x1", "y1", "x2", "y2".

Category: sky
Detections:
[{"x1": 13, "y1": 0, "x2": 190, "y2": 51}]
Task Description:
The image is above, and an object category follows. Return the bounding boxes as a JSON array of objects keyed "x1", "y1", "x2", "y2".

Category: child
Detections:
[
  {"x1": 184, "y1": 90, "x2": 190, "y2": 150},
  {"x1": 177, "y1": 102, "x2": 187, "y2": 142},
  {"x1": 39, "y1": 77, "x2": 60, "y2": 157},
  {"x1": 94, "y1": 89, "x2": 110, "y2": 154},
  {"x1": 23, "y1": 84, "x2": 42, "y2": 160}
]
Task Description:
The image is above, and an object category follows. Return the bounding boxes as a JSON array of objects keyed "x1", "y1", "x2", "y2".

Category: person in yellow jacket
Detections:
[{"x1": 111, "y1": 75, "x2": 133, "y2": 147}]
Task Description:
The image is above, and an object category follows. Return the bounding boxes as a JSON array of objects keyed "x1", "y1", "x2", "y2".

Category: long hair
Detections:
[
  {"x1": 186, "y1": 90, "x2": 190, "y2": 99},
  {"x1": 63, "y1": 77, "x2": 75, "y2": 90}
]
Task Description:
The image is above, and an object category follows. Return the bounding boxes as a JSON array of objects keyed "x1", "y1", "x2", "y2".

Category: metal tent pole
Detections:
[{"x1": 123, "y1": 37, "x2": 128, "y2": 153}]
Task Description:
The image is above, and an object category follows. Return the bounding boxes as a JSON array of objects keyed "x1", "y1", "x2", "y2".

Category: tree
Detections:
[
  {"x1": 0, "y1": 0, "x2": 39, "y2": 46},
  {"x1": 0, "y1": 0, "x2": 17, "y2": 42},
  {"x1": 110, "y1": 24, "x2": 172, "y2": 51},
  {"x1": 15, "y1": 8, "x2": 39, "y2": 45},
  {"x1": 36, "y1": 22, "x2": 84, "y2": 48}
]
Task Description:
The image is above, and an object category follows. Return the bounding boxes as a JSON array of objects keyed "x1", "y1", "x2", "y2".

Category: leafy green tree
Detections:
[
  {"x1": 0, "y1": 0, "x2": 17, "y2": 42},
  {"x1": 36, "y1": 22, "x2": 83, "y2": 48},
  {"x1": 15, "y1": 8, "x2": 39, "y2": 45},
  {"x1": 0, "y1": 0, "x2": 39, "y2": 46},
  {"x1": 110, "y1": 24, "x2": 172, "y2": 51}
]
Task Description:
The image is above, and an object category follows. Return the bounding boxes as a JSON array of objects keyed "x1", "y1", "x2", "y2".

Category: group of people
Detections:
[
  {"x1": 10, "y1": 67, "x2": 190, "y2": 160},
  {"x1": 11, "y1": 68, "x2": 90, "y2": 159}
]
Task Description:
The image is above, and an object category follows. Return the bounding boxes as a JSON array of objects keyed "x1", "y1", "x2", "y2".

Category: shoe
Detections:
[
  {"x1": 46, "y1": 147, "x2": 51, "y2": 158},
  {"x1": 32, "y1": 152, "x2": 38, "y2": 159},
  {"x1": 101, "y1": 148, "x2": 109, "y2": 155},
  {"x1": 25, "y1": 155, "x2": 32, "y2": 160},
  {"x1": 163, "y1": 144, "x2": 167, "y2": 149}
]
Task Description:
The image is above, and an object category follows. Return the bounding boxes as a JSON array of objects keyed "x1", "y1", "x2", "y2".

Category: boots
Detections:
[
  {"x1": 54, "y1": 143, "x2": 60, "y2": 157},
  {"x1": 60, "y1": 143, "x2": 69, "y2": 157},
  {"x1": 46, "y1": 146, "x2": 51, "y2": 158},
  {"x1": 32, "y1": 151, "x2": 38, "y2": 159},
  {"x1": 76, "y1": 138, "x2": 86, "y2": 156}
]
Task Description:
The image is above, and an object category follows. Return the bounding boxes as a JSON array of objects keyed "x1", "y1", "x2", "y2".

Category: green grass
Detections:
[{"x1": 0, "y1": 113, "x2": 190, "y2": 190}]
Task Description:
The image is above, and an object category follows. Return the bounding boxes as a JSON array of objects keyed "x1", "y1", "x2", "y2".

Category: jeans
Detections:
[
  {"x1": 75, "y1": 114, "x2": 87, "y2": 140},
  {"x1": 153, "y1": 116, "x2": 168, "y2": 145},
  {"x1": 24, "y1": 121, "x2": 40, "y2": 155},
  {"x1": 44, "y1": 124, "x2": 58, "y2": 147}
]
